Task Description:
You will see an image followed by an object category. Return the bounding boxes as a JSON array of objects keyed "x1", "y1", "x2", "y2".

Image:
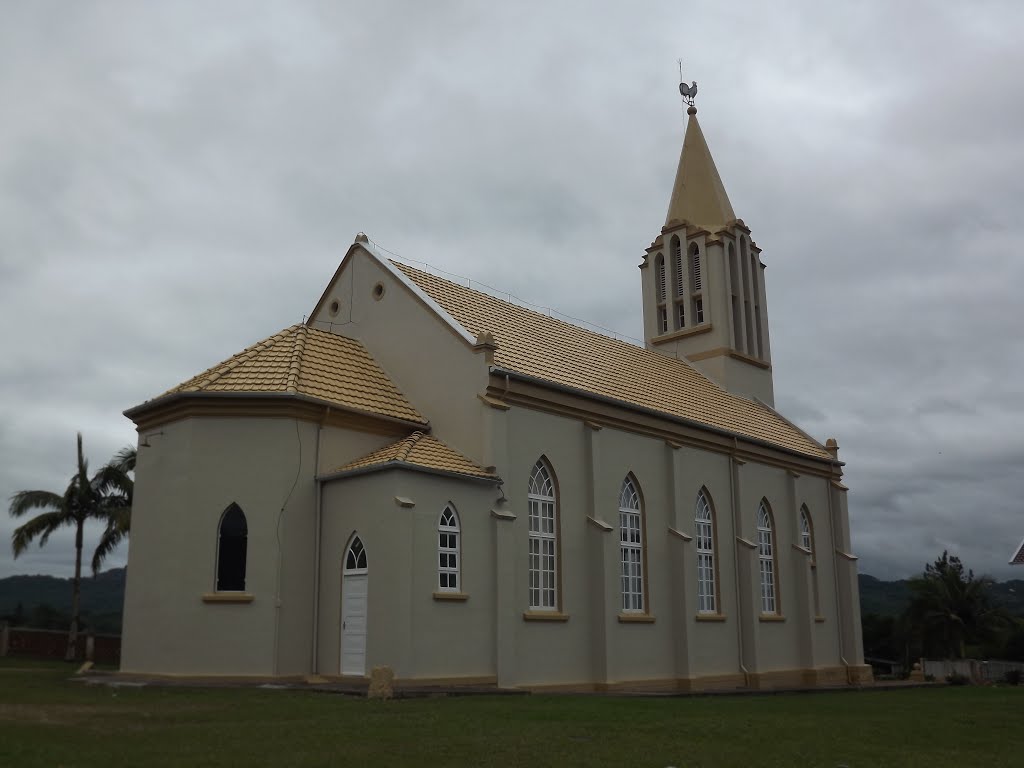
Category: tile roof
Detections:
[
  {"x1": 332, "y1": 431, "x2": 498, "y2": 480},
  {"x1": 158, "y1": 325, "x2": 424, "y2": 424},
  {"x1": 392, "y1": 262, "x2": 831, "y2": 460},
  {"x1": 1011, "y1": 538, "x2": 1024, "y2": 566}
]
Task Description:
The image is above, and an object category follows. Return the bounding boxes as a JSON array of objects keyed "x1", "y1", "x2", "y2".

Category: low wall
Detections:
[
  {"x1": 923, "y1": 658, "x2": 1024, "y2": 684},
  {"x1": 0, "y1": 624, "x2": 121, "y2": 665}
]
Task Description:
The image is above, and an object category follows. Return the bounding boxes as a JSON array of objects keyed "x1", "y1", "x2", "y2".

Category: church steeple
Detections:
[
  {"x1": 639, "y1": 88, "x2": 775, "y2": 406},
  {"x1": 665, "y1": 105, "x2": 736, "y2": 231}
]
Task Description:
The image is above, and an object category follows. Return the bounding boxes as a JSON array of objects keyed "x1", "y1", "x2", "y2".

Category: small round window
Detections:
[
  {"x1": 328, "y1": 300, "x2": 340, "y2": 316},
  {"x1": 372, "y1": 283, "x2": 385, "y2": 301}
]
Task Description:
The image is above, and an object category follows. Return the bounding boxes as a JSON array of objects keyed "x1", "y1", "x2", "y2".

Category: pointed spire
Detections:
[{"x1": 665, "y1": 107, "x2": 736, "y2": 231}]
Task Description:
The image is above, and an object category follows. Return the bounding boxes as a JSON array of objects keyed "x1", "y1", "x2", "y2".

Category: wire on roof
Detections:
[{"x1": 367, "y1": 237, "x2": 648, "y2": 348}]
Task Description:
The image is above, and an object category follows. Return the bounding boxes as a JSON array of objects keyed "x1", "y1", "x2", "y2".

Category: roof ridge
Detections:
[
  {"x1": 396, "y1": 431, "x2": 425, "y2": 461},
  {"x1": 285, "y1": 324, "x2": 308, "y2": 393},
  {"x1": 194, "y1": 325, "x2": 297, "y2": 390}
]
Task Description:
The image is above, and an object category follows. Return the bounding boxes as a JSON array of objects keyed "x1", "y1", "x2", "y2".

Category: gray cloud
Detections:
[{"x1": 2, "y1": 1, "x2": 1023, "y2": 582}]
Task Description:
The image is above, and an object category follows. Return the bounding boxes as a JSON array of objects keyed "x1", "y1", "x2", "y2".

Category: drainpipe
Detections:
[
  {"x1": 310, "y1": 413, "x2": 326, "y2": 674},
  {"x1": 826, "y1": 473, "x2": 852, "y2": 682},
  {"x1": 729, "y1": 443, "x2": 751, "y2": 687}
]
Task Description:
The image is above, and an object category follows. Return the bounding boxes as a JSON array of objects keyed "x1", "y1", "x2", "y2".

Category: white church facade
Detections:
[{"x1": 120, "y1": 100, "x2": 871, "y2": 691}]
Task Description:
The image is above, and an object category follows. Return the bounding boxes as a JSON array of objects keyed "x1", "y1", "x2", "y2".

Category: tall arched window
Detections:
[
  {"x1": 695, "y1": 490, "x2": 717, "y2": 614},
  {"x1": 689, "y1": 243, "x2": 705, "y2": 324},
  {"x1": 528, "y1": 459, "x2": 558, "y2": 611},
  {"x1": 438, "y1": 505, "x2": 460, "y2": 592},
  {"x1": 750, "y1": 247, "x2": 764, "y2": 359},
  {"x1": 757, "y1": 501, "x2": 778, "y2": 614},
  {"x1": 654, "y1": 254, "x2": 668, "y2": 334},
  {"x1": 671, "y1": 236, "x2": 686, "y2": 329},
  {"x1": 800, "y1": 505, "x2": 820, "y2": 617},
  {"x1": 216, "y1": 503, "x2": 248, "y2": 592},
  {"x1": 619, "y1": 475, "x2": 645, "y2": 612}
]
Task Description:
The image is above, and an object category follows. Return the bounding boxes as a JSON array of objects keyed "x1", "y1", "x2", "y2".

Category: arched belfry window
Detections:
[
  {"x1": 728, "y1": 242, "x2": 744, "y2": 351},
  {"x1": 654, "y1": 254, "x2": 668, "y2": 334},
  {"x1": 216, "y1": 503, "x2": 248, "y2": 592},
  {"x1": 618, "y1": 475, "x2": 645, "y2": 612},
  {"x1": 345, "y1": 535, "x2": 367, "y2": 572},
  {"x1": 528, "y1": 458, "x2": 558, "y2": 611},
  {"x1": 689, "y1": 243, "x2": 705, "y2": 324},
  {"x1": 671, "y1": 236, "x2": 686, "y2": 329},
  {"x1": 438, "y1": 506, "x2": 460, "y2": 592},
  {"x1": 740, "y1": 238, "x2": 755, "y2": 357},
  {"x1": 695, "y1": 490, "x2": 717, "y2": 614},
  {"x1": 757, "y1": 501, "x2": 779, "y2": 615}
]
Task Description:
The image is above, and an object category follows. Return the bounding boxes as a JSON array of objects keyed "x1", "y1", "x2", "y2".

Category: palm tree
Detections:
[
  {"x1": 905, "y1": 551, "x2": 1008, "y2": 659},
  {"x1": 91, "y1": 445, "x2": 136, "y2": 575},
  {"x1": 9, "y1": 434, "x2": 133, "y2": 661}
]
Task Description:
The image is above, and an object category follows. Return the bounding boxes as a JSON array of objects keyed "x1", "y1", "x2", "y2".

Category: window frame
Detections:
[
  {"x1": 527, "y1": 458, "x2": 559, "y2": 612},
  {"x1": 695, "y1": 489, "x2": 719, "y2": 614},
  {"x1": 437, "y1": 505, "x2": 461, "y2": 592},
  {"x1": 800, "y1": 505, "x2": 821, "y2": 618},
  {"x1": 757, "y1": 500, "x2": 780, "y2": 615},
  {"x1": 618, "y1": 475, "x2": 647, "y2": 613}
]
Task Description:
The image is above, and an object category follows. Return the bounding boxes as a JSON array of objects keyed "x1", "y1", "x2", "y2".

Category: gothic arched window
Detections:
[
  {"x1": 438, "y1": 505, "x2": 460, "y2": 592},
  {"x1": 695, "y1": 490, "x2": 717, "y2": 614},
  {"x1": 757, "y1": 500, "x2": 779, "y2": 615},
  {"x1": 216, "y1": 503, "x2": 248, "y2": 592},
  {"x1": 528, "y1": 458, "x2": 558, "y2": 611},
  {"x1": 619, "y1": 475, "x2": 645, "y2": 612}
]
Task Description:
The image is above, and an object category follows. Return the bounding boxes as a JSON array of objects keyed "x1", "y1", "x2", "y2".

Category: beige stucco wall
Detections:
[
  {"x1": 308, "y1": 247, "x2": 491, "y2": 466},
  {"x1": 317, "y1": 469, "x2": 498, "y2": 680},
  {"x1": 121, "y1": 416, "x2": 393, "y2": 676}
]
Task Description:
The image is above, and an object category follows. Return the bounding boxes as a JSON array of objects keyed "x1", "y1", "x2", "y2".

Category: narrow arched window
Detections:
[
  {"x1": 438, "y1": 506, "x2": 460, "y2": 592},
  {"x1": 654, "y1": 254, "x2": 668, "y2": 334},
  {"x1": 757, "y1": 501, "x2": 778, "y2": 614},
  {"x1": 671, "y1": 236, "x2": 686, "y2": 329},
  {"x1": 619, "y1": 475, "x2": 645, "y2": 612},
  {"x1": 695, "y1": 490, "x2": 717, "y2": 614},
  {"x1": 740, "y1": 238, "x2": 755, "y2": 356},
  {"x1": 800, "y1": 505, "x2": 821, "y2": 617},
  {"x1": 528, "y1": 459, "x2": 558, "y2": 611},
  {"x1": 689, "y1": 243, "x2": 705, "y2": 324},
  {"x1": 728, "y1": 242, "x2": 744, "y2": 351},
  {"x1": 216, "y1": 503, "x2": 248, "y2": 591}
]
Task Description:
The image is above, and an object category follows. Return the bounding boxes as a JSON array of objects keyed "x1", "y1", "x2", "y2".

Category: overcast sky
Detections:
[{"x1": 2, "y1": 1, "x2": 1022, "y2": 583}]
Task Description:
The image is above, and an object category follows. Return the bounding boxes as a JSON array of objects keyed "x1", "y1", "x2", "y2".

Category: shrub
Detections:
[
  {"x1": 946, "y1": 673, "x2": 970, "y2": 686},
  {"x1": 1004, "y1": 669, "x2": 1021, "y2": 686}
]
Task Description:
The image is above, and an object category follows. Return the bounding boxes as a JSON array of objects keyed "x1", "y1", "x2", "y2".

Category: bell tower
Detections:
[{"x1": 639, "y1": 82, "x2": 774, "y2": 406}]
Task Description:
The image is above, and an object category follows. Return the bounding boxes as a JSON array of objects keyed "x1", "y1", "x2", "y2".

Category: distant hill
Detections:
[
  {"x1": 0, "y1": 567, "x2": 125, "y2": 634},
  {"x1": 858, "y1": 573, "x2": 1024, "y2": 618}
]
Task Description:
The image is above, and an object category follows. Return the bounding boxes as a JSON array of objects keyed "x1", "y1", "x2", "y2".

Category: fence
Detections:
[
  {"x1": 923, "y1": 658, "x2": 1024, "y2": 684},
  {"x1": 0, "y1": 624, "x2": 121, "y2": 665}
]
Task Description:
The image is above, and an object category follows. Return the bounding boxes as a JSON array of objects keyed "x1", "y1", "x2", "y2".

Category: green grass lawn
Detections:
[{"x1": 0, "y1": 660, "x2": 1020, "y2": 767}]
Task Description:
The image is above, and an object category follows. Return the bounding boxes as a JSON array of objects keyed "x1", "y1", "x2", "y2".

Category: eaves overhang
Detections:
[
  {"x1": 123, "y1": 390, "x2": 430, "y2": 432},
  {"x1": 490, "y1": 366, "x2": 840, "y2": 469},
  {"x1": 317, "y1": 461, "x2": 501, "y2": 485}
]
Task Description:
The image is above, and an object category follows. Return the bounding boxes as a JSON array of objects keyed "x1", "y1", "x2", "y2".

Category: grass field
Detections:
[{"x1": 0, "y1": 660, "x2": 1020, "y2": 767}]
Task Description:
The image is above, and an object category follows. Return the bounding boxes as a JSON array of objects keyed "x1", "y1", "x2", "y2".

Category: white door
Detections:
[{"x1": 341, "y1": 536, "x2": 368, "y2": 676}]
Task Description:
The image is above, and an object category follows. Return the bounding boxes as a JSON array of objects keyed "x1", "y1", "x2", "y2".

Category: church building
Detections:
[{"x1": 120, "y1": 95, "x2": 871, "y2": 690}]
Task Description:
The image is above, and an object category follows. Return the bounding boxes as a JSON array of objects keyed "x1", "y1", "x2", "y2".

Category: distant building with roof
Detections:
[{"x1": 120, "y1": 97, "x2": 871, "y2": 690}]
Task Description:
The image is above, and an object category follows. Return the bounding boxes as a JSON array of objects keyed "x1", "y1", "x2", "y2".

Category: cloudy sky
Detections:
[{"x1": 2, "y1": 1, "x2": 1022, "y2": 582}]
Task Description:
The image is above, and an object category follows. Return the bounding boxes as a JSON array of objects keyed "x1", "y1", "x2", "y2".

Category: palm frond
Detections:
[
  {"x1": 12, "y1": 510, "x2": 67, "y2": 557},
  {"x1": 8, "y1": 490, "x2": 65, "y2": 518},
  {"x1": 91, "y1": 520, "x2": 127, "y2": 575}
]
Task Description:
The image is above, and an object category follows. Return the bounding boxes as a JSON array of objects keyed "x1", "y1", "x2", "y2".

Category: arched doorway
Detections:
[{"x1": 341, "y1": 535, "x2": 368, "y2": 676}]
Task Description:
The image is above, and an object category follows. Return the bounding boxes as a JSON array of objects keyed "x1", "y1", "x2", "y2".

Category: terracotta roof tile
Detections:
[
  {"x1": 393, "y1": 262, "x2": 830, "y2": 460},
  {"x1": 334, "y1": 431, "x2": 497, "y2": 480},
  {"x1": 160, "y1": 325, "x2": 424, "y2": 424}
]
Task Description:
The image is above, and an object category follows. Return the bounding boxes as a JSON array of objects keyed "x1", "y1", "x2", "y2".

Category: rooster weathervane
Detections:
[{"x1": 678, "y1": 59, "x2": 697, "y2": 109}]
